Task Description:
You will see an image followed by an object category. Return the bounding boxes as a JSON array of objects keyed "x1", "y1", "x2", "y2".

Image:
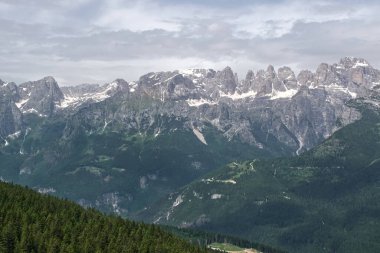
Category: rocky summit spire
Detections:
[
  {"x1": 297, "y1": 70, "x2": 315, "y2": 87},
  {"x1": 278, "y1": 66, "x2": 297, "y2": 90},
  {"x1": 265, "y1": 65, "x2": 276, "y2": 79},
  {"x1": 215, "y1": 66, "x2": 237, "y2": 94}
]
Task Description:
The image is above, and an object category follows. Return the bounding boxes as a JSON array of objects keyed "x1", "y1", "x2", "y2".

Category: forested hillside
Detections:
[
  {"x1": 143, "y1": 99, "x2": 380, "y2": 253},
  {"x1": 0, "y1": 182, "x2": 209, "y2": 253}
]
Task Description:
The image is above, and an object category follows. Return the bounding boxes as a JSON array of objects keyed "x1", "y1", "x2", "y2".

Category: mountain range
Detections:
[
  {"x1": 2, "y1": 57, "x2": 376, "y2": 154},
  {"x1": 1, "y1": 57, "x2": 380, "y2": 252}
]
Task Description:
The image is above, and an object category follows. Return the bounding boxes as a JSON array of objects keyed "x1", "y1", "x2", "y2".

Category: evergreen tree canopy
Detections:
[{"x1": 0, "y1": 182, "x2": 209, "y2": 253}]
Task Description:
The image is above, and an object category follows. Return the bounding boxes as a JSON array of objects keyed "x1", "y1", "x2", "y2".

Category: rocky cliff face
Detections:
[
  {"x1": 1, "y1": 57, "x2": 379, "y2": 154},
  {"x1": 0, "y1": 81, "x2": 23, "y2": 142},
  {"x1": 60, "y1": 57, "x2": 375, "y2": 154},
  {"x1": 17, "y1": 76, "x2": 64, "y2": 116}
]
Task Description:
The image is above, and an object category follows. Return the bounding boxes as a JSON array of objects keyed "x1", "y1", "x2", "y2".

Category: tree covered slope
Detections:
[
  {"x1": 0, "y1": 181, "x2": 210, "y2": 253},
  {"x1": 142, "y1": 98, "x2": 380, "y2": 253},
  {"x1": 0, "y1": 111, "x2": 277, "y2": 217}
]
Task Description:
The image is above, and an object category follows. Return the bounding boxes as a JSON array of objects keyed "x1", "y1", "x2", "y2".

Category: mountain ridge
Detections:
[
  {"x1": 0, "y1": 56, "x2": 379, "y2": 219},
  {"x1": 2, "y1": 57, "x2": 377, "y2": 153}
]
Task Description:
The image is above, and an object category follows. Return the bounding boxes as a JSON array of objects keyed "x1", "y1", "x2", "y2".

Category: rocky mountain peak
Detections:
[
  {"x1": 339, "y1": 57, "x2": 371, "y2": 69},
  {"x1": 239, "y1": 70, "x2": 255, "y2": 93},
  {"x1": 0, "y1": 78, "x2": 18, "y2": 101},
  {"x1": 165, "y1": 74, "x2": 196, "y2": 98},
  {"x1": 16, "y1": 76, "x2": 64, "y2": 116},
  {"x1": 278, "y1": 66, "x2": 298, "y2": 90},
  {"x1": 178, "y1": 69, "x2": 216, "y2": 79},
  {"x1": 113, "y1": 78, "x2": 128, "y2": 85},
  {"x1": 245, "y1": 70, "x2": 255, "y2": 80},
  {"x1": 221, "y1": 66, "x2": 233, "y2": 73},
  {"x1": 316, "y1": 63, "x2": 329, "y2": 82},
  {"x1": 278, "y1": 66, "x2": 295, "y2": 79},
  {"x1": 42, "y1": 76, "x2": 63, "y2": 99},
  {"x1": 215, "y1": 66, "x2": 237, "y2": 94},
  {"x1": 0, "y1": 79, "x2": 22, "y2": 138},
  {"x1": 43, "y1": 76, "x2": 57, "y2": 83},
  {"x1": 108, "y1": 78, "x2": 129, "y2": 93},
  {"x1": 137, "y1": 71, "x2": 198, "y2": 101},
  {"x1": 265, "y1": 65, "x2": 276, "y2": 79},
  {"x1": 297, "y1": 70, "x2": 315, "y2": 87}
]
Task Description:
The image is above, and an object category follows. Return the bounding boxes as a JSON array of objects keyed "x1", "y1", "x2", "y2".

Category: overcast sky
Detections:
[{"x1": 1, "y1": 0, "x2": 380, "y2": 86}]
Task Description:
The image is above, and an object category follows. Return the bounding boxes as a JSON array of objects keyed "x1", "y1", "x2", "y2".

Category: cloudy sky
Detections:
[{"x1": 1, "y1": 0, "x2": 380, "y2": 85}]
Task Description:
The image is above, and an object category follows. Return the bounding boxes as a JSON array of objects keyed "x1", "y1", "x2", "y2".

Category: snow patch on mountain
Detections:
[
  {"x1": 59, "y1": 82, "x2": 121, "y2": 109},
  {"x1": 173, "y1": 195, "x2": 184, "y2": 207},
  {"x1": 179, "y1": 69, "x2": 204, "y2": 78},
  {"x1": 15, "y1": 98, "x2": 29, "y2": 109},
  {"x1": 220, "y1": 90, "x2": 257, "y2": 100},
  {"x1": 192, "y1": 127, "x2": 207, "y2": 145},
  {"x1": 270, "y1": 89, "x2": 298, "y2": 100},
  {"x1": 154, "y1": 128, "x2": 161, "y2": 138},
  {"x1": 129, "y1": 81, "x2": 137, "y2": 92},
  {"x1": 19, "y1": 167, "x2": 32, "y2": 175},
  {"x1": 0, "y1": 136, "x2": 9, "y2": 147},
  {"x1": 324, "y1": 83, "x2": 358, "y2": 98},
  {"x1": 23, "y1": 108, "x2": 46, "y2": 117},
  {"x1": 59, "y1": 95, "x2": 83, "y2": 108},
  {"x1": 7, "y1": 131, "x2": 21, "y2": 140},
  {"x1": 202, "y1": 177, "x2": 236, "y2": 184},
  {"x1": 186, "y1": 98, "x2": 217, "y2": 107},
  {"x1": 211, "y1": 194, "x2": 222, "y2": 199},
  {"x1": 353, "y1": 61, "x2": 369, "y2": 68},
  {"x1": 296, "y1": 136, "x2": 304, "y2": 155}
]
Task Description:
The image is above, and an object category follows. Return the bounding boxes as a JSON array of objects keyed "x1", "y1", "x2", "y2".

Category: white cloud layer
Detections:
[{"x1": 0, "y1": 0, "x2": 380, "y2": 85}]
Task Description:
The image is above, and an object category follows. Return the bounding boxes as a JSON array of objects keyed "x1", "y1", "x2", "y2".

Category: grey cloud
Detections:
[
  {"x1": 1, "y1": 0, "x2": 380, "y2": 85},
  {"x1": 156, "y1": 0, "x2": 285, "y2": 8}
]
